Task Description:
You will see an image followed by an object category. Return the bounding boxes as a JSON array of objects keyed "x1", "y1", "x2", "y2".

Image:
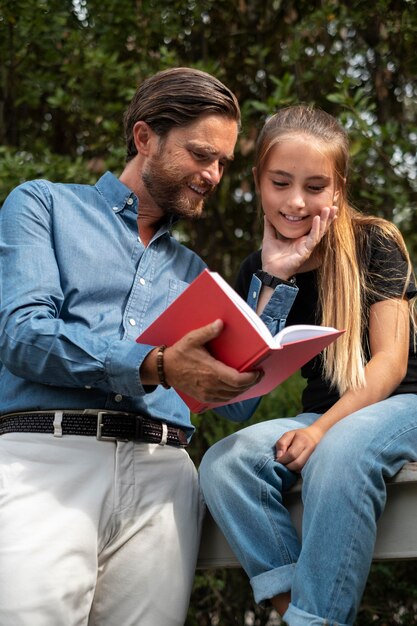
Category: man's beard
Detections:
[{"x1": 141, "y1": 152, "x2": 216, "y2": 219}]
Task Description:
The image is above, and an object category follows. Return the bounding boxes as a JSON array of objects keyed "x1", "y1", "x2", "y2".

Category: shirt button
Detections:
[
  {"x1": 139, "y1": 277, "x2": 146, "y2": 286},
  {"x1": 127, "y1": 197, "x2": 134, "y2": 205},
  {"x1": 252, "y1": 290, "x2": 257, "y2": 299},
  {"x1": 114, "y1": 394, "x2": 123, "y2": 402},
  {"x1": 112, "y1": 206, "x2": 118, "y2": 212},
  {"x1": 84, "y1": 385, "x2": 92, "y2": 389},
  {"x1": 129, "y1": 318, "x2": 136, "y2": 326}
]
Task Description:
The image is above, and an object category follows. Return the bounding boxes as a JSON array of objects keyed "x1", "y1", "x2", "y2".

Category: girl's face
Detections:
[{"x1": 255, "y1": 136, "x2": 338, "y2": 239}]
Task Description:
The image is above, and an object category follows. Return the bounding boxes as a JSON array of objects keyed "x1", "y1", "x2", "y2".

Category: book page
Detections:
[{"x1": 273, "y1": 324, "x2": 339, "y2": 346}]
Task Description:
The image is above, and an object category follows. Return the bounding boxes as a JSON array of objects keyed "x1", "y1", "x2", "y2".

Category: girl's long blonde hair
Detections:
[{"x1": 254, "y1": 105, "x2": 415, "y2": 394}]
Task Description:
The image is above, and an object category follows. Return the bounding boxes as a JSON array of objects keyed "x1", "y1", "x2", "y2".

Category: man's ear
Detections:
[{"x1": 133, "y1": 121, "x2": 156, "y2": 156}]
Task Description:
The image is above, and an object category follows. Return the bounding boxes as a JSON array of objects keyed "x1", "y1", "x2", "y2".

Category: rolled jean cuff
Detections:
[
  {"x1": 250, "y1": 563, "x2": 295, "y2": 605},
  {"x1": 283, "y1": 602, "x2": 350, "y2": 626}
]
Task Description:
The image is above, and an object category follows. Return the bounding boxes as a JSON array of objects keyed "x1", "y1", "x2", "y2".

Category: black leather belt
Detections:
[{"x1": 0, "y1": 411, "x2": 188, "y2": 448}]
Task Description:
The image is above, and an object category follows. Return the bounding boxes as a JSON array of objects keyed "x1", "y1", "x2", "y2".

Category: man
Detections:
[{"x1": 0, "y1": 67, "x2": 263, "y2": 626}]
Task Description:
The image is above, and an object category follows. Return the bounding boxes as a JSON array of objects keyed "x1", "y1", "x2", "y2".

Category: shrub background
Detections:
[{"x1": 1, "y1": 1, "x2": 416, "y2": 623}]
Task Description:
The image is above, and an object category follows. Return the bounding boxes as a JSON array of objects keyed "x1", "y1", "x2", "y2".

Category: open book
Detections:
[{"x1": 137, "y1": 269, "x2": 344, "y2": 413}]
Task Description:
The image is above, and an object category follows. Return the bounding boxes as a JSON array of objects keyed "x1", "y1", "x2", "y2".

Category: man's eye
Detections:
[{"x1": 191, "y1": 151, "x2": 208, "y2": 160}]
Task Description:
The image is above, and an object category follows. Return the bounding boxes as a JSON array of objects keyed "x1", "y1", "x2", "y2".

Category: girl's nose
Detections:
[{"x1": 287, "y1": 189, "x2": 306, "y2": 209}]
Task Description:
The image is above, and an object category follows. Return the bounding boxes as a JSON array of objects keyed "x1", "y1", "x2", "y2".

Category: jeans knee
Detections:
[
  {"x1": 199, "y1": 429, "x2": 264, "y2": 505},
  {"x1": 303, "y1": 428, "x2": 390, "y2": 511},
  {"x1": 199, "y1": 436, "x2": 235, "y2": 497}
]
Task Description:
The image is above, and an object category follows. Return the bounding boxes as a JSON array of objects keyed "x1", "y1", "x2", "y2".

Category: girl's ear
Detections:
[
  {"x1": 252, "y1": 166, "x2": 260, "y2": 194},
  {"x1": 333, "y1": 178, "x2": 346, "y2": 206}
]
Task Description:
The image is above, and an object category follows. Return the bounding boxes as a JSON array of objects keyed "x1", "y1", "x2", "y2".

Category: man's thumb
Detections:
[
  {"x1": 210, "y1": 319, "x2": 223, "y2": 334},
  {"x1": 189, "y1": 319, "x2": 224, "y2": 345}
]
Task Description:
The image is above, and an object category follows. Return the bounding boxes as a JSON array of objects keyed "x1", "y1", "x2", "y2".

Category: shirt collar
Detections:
[
  {"x1": 95, "y1": 170, "x2": 179, "y2": 232},
  {"x1": 95, "y1": 171, "x2": 137, "y2": 214}
]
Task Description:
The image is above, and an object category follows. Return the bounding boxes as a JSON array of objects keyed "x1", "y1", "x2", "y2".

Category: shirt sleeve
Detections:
[
  {"x1": 235, "y1": 249, "x2": 299, "y2": 334},
  {"x1": 248, "y1": 274, "x2": 299, "y2": 335},
  {"x1": 0, "y1": 181, "x2": 152, "y2": 397},
  {"x1": 365, "y1": 228, "x2": 416, "y2": 305}
]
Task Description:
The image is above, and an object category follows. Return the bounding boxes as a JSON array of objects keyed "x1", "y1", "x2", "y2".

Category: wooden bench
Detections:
[{"x1": 197, "y1": 462, "x2": 417, "y2": 568}]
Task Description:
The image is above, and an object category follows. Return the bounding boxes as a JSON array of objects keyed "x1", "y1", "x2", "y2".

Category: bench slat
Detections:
[{"x1": 197, "y1": 462, "x2": 417, "y2": 568}]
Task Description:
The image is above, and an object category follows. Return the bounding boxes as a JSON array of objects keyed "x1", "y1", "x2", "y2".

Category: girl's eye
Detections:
[
  {"x1": 308, "y1": 185, "x2": 326, "y2": 192},
  {"x1": 272, "y1": 181, "x2": 288, "y2": 187}
]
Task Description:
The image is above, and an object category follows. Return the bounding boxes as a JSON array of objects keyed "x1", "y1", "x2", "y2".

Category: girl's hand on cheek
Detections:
[
  {"x1": 318, "y1": 204, "x2": 338, "y2": 238},
  {"x1": 262, "y1": 205, "x2": 337, "y2": 278},
  {"x1": 306, "y1": 204, "x2": 338, "y2": 249}
]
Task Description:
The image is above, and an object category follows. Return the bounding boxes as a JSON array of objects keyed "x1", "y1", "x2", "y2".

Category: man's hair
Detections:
[{"x1": 123, "y1": 67, "x2": 241, "y2": 162}]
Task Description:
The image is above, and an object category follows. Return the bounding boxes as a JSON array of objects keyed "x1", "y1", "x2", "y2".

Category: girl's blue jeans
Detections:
[{"x1": 199, "y1": 394, "x2": 417, "y2": 626}]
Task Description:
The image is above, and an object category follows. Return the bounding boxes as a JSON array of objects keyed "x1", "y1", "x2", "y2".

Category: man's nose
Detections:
[{"x1": 201, "y1": 161, "x2": 222, "y2": 186}]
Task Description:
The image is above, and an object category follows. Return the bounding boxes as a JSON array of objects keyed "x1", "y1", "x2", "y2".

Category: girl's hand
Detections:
[
  {"x1": 275, "y1": 424, "x2": 324, "y2": 472},
  {"x1": 262, "y1": 205, "x2": 337, "y2": 279}
]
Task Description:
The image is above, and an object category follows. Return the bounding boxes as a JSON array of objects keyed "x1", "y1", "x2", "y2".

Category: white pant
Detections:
[{"x1": 0, "y1": 432, "x2": 203, "y2": 626}]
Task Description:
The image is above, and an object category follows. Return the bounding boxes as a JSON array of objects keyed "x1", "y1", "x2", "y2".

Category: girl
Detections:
[{"x1": 199, "y1": 105, "x2": 417, "y2": 626}]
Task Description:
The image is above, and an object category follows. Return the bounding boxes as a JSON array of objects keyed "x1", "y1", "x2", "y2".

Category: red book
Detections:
[{"x1": 137, "y1": 269, "x2": 344, "y2": 413}]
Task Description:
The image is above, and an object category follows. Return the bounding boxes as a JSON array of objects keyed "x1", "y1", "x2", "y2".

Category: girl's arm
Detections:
[{"x1": 276, "y1": 297, "x2": 410, "y2": 471}]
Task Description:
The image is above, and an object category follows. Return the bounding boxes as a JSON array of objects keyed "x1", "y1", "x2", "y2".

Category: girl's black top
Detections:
[{"x1": 235, "y1": 228, "x2": 417, "y2": 413}]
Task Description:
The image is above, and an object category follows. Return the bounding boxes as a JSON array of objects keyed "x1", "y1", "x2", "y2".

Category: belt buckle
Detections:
[{"x1": 96, "y1": 411, "x2": 117, "y2": 442}]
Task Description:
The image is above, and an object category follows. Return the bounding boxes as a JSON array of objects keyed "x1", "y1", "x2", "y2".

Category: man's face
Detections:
[{"x1": 142, "y1": 114, "x2": 238, "y2": 219}]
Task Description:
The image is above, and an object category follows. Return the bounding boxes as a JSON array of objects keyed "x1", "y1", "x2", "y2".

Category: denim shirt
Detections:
[{"x1": 0, "y1": 172, "x2": 297, "y2": 438}]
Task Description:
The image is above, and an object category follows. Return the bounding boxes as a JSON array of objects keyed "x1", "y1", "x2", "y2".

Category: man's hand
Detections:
[
  {"x1": 141, "y1": 319, "x2": 262, "y2": 406},
  {"x1": 275, "y1": 424, "x2": 324, "y2": 472},
  {"x1": 262, "y1": 205, "x2": 338, "y2": 279}
]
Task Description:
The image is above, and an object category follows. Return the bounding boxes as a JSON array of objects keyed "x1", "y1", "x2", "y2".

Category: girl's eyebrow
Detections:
[
  {"x1": 268, "y1": 169, "x2": 292, "y2": 177},
  {"x1": 268, "y1": 169, "x2": 331, "y2": 182},
  {"x1": 306, "y1": 175, "x2": 332, "y2": 182}
]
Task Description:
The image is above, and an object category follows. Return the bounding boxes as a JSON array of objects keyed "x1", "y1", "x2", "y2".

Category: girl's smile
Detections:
[{"x1": 280, "y1": 213, "x2": 308, "y2": 222}]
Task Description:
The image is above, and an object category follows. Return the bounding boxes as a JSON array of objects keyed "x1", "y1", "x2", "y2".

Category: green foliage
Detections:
[
  {"x1": 1, "y1": 1, "x2": 416, "y2": 622},
  {"x1": 2, "y1": 0, "x2": 416, "y2": 265},
  {"x1": 186, "y1": 569, "x2": 278, "y2": 626},
  {"x1": 186, "y1": 561, "x2": 417, "y2": 625},
  {"x1": 358, "y1": 562, "x2": 417, "y2": 625}
]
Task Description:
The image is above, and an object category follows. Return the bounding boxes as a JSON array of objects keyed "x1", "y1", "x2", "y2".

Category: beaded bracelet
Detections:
[{"x1": 156, "y1": 344, "x2": 171, "y2": 389}]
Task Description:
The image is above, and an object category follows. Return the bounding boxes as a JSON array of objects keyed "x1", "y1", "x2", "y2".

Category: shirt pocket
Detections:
[{"x1": 166, "y1": 278, "x2": 190, "y2": 308}]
